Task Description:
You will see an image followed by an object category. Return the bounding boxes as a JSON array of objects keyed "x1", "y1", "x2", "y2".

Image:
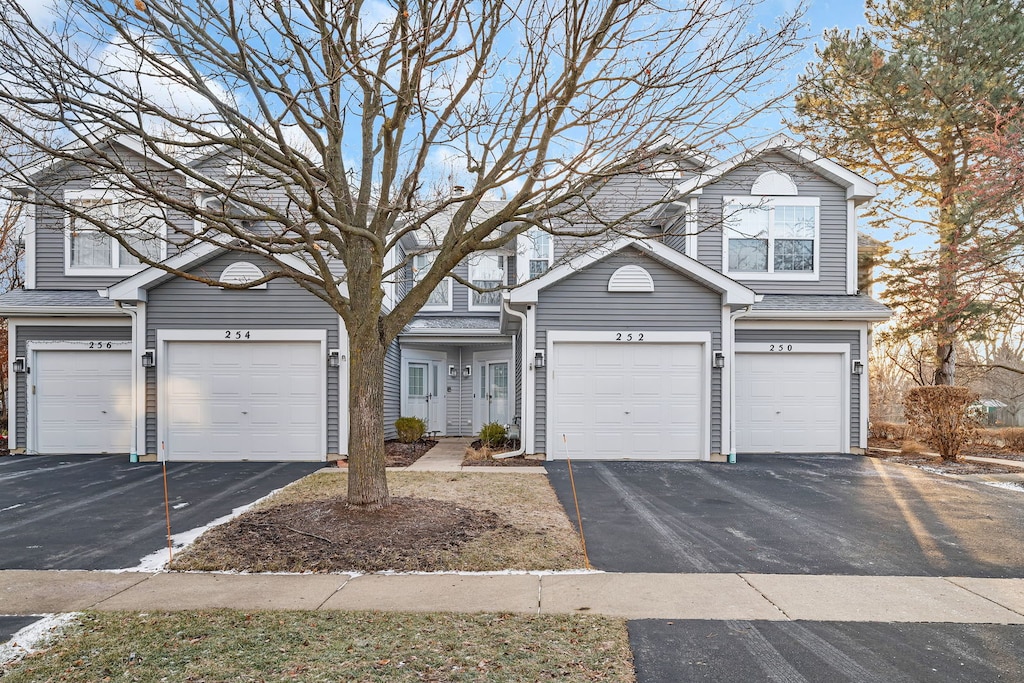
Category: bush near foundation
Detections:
[
  {"x1": 395, "y1": 416, "x2": 427, "y2": 444},
  {"x1": 478, "y1": 422, "x2": 507, "y2": 448},
  {"x1": 903, "y1": 386, "x2": 979, "y2": 461},
  {"x1": 869, "y1": 421, "x2": 912, "y2": 441}
]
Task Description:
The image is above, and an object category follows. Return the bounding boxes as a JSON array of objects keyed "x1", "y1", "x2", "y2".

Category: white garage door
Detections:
[
  {"x1": 549, "y1": 342, "x2": 704, "y2": 460},
  {"x1": 736, "y1": 352, "x2": 844, "y2": 453},
  {"x1": 165, "y1": 341, "x2": 323, "y2": 461},
  {"x1": 34, "y1": 349, "x2": 132, "y2": 454}
]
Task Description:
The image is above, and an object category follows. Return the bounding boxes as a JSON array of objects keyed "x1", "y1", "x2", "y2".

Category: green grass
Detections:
[{"x1": 3, "y1": 611, "x2": 635, "y2": 682}]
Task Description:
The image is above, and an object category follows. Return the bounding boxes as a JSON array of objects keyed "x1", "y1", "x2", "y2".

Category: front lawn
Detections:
[
  {"x1": 2, "y1": 611, "x2": 635, "y2": 682},
  {"x1": 170, "y1": 471, "x2": 586, "y2": 572}
]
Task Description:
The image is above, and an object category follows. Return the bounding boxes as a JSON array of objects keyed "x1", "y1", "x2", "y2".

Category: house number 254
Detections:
[
  {"x1": 225, "y1": 330, "x2": 252, "y2": 339},
  {"x1": 615, "y1": 333, "x2": 644, "y2": 342}
]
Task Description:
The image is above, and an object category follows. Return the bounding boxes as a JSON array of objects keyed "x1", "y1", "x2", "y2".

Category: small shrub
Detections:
[
  {"x1": 869, "y1": 421, "x2": 911, "y2": 441},
  {"x1": 394, "y1": 416, "x2": 426, "y2": 444},
  {"x1": 478, "y1": 422, "x2": 507, "y2": 448},
  {"x1": 903, "y1": 386, "x2": 979, "y2": 461},
  {"x1": 1001, "y1": 427, "x2": 1024, "y2": 452},
  {"x1": 900, "y1": 439, "x2": 929, "y2": 455}
]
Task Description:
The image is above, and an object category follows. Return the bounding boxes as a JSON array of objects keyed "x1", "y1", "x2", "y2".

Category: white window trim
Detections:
[
  {"x1": 467, "y1": 252, "x2": 505, "y2": 311},
  {"x1": 412, "y1": 253, "x2": 453, "y2": 312},
  {"x1": 722, "y1": 195, "x2": 820, "y2": 281},
  {"x1": 516, "y1": 228, "x2": 553, "y2": 284},
  {"x1": 64, "y1": 188, "x2": 167, "y2": 277}
]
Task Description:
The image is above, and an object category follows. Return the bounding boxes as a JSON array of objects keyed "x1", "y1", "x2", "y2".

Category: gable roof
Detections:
[
  {"x1": 14, "y1": 132, "x2": 183, "y2": 187},
  {"x1": 670, "y1": 134, "x2": 877, "y2": 205},
  {"x1": 103, "y1": 237, "x2": 322, "y2": 302},
  {"x1": 508, "y1": 236, "x2": 759, "y2": 305}
]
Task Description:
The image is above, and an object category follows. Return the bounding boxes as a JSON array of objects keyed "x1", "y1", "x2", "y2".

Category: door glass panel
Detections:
[
  {"x1": 490, "y1": 363, "x2": 508, "y2": 399},
  {"x1": 408, "y1": 364, "x2": 426, "y2": 397}
]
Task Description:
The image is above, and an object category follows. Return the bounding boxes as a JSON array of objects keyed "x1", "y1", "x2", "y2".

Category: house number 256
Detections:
[{"x1": 615, "y1": 333, "x2": 644, "y2": 342}]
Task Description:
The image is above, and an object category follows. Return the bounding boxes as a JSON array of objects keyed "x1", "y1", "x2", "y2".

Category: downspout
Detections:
[
  {"x1": 728, "y1": 304, "x2": 755, "y2": 464},
  {"x1": 496, "y1": 297, "x2": 527, "y2": 458},
  {"x1": 114, "y1": 300, "x2": 139, "y2": 463}
]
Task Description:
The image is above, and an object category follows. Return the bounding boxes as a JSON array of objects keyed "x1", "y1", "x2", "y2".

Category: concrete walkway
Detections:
[
  {"x1": 3, "y1": 570, "x2": 1024, "y2": 623},
  {"x1": 401, "y1": 437, "x2": 547, "y2": 473}
]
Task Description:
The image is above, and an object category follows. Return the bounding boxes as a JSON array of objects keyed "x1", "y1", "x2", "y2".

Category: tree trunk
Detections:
[{"x1": 346, "y1": 313, "x2": 390, "y2": 510}]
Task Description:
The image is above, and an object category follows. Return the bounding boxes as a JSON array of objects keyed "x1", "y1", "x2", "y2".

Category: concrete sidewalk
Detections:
[
  {"x1": 3, "y1": 570, "x2": 1024, "y2": 623},
  {"x1": 401, "y1": 437, "x2": 546, "y2": 473}
]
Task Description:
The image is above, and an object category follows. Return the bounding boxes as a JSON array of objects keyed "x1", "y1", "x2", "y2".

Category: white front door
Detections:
[
  {"x1": 402, "y1": 351, "x2": 446, "y2": 433},
  {"x1": 548, "y1": 341, "x2": 705, "y2": 460},
  {"x1": 735, "y1": 351, "x2": 845, "y2": 453},
  {"x1": 483, "y1": 360, "x2": 509, "y2": 425},
  {"x1": 164, "y1": 341, "x2": 324, "y2": 460},
  {"x1": 33, "y1": 348, "x2": 132, "y2": 454}
]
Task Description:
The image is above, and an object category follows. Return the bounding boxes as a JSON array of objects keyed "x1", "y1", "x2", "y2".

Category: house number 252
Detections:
[{"x1": 615, "y1": 333, "x2": 644, "y2": 342}]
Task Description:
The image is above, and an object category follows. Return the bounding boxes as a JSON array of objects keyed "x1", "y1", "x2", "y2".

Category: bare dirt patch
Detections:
[
  {"x1": 171, "y1": 471, "x2": 585, "y2": 573},
  {"x1": 382, "y1": 439, "x2": 437, "y2": 467},
  {"x1": 172, "y1": 496, "x2": 506, "y2": 572}
]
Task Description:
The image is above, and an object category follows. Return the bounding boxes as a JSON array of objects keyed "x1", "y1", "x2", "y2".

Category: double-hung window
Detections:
[
  {"x1": 524, "y1": 228, "x2": 552, "y2": 279},
  {"x1": 411, "y1": 252, "x2": 452, "y2": 310},
  {"x1": 723, "y1": 196, "x2": 819, "y2": 279},
  {"x1": 468, "y1": 252, "x2": 505, "y2": 310},
  {"x1": 65, "y1": 189, "x2": 166, "y2": 275}
]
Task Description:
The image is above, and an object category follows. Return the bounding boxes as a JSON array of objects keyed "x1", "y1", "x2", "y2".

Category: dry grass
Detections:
[
  {"x1": 900, "y1": 439, "x2": 930, "y2": 455},
  {"x1": 1, "y1": 611, "x2": 635, "y2": 683},
  {"x1": 174, "y1": 471, "x2": 586, "y2": 572}
]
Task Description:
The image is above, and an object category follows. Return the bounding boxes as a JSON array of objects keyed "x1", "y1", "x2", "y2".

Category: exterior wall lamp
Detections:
[
  {"x1": 328, "y1": 349, "x2": 342, "y2": 368},
  {"x1": 712, "y1": 351, "x2": 725, "y2": 369},
  {"x1": 534, "y1": 350, "x2": 545, "y2": 369},
  {"x1": 448, "y1": 364, "x2": 457, "y2": 377},
  {"x1": 852, "y1": 360, "x2": 864, "y2": 375},
  {"x1": 12, "y1": 357, "x2": 26, "y2": 373},
  {"x1": 463, "y1": 365, "x2": 472, "y2": 377},
  {"x1": 141, "y1": 349, "x2": 156, "y2": 368}
]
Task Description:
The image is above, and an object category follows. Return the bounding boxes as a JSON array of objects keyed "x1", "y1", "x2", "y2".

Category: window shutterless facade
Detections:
[
  {"x1": 723, "y1": 196, "x2": 819, "y2": 280},
  {"x1": 411, "y1": 253, "x2": 453, "y2": 310},
  {"x1": 64, "y1": 189, "x2": 166, "y2": 276},
  {"x1": 468, "y1": 252, "x2": 505, "y2": 309}
]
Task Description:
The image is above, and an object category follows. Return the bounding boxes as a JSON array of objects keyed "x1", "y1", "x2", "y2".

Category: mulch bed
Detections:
[
  {"x1": 462, "y1": 438, "x2": 543, "y2": 466},
  {"x1": 170, "y1": 496, "x2": 515, "y2": 573},
  {"x1": 383, "y1": 439, "x2": 437, "y2": 467}
]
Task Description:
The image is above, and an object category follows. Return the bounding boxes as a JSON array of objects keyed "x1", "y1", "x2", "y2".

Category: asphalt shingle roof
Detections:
[
  {"x1": 0, "y1": 289, "x2": 116, "y2": 308},
  {"x1": 752, "y1": 294, "x2": 890, "y2": 314}
]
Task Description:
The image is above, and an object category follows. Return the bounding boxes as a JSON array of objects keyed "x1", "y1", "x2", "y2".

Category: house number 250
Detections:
[
  {"x1": 615, "y1": 333, "x2": 644, "y2": 342},
  {"x1": 769, "y1": 344, "x2": 793, "y2": 352}
]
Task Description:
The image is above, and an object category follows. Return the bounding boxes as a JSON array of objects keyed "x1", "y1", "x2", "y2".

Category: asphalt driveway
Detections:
[
  {"x1": 0, "y1": 455, "x2": 320, "y2": 570},
  {"x1": 547, "y1": 454, "x2": 1024, "y2": 577}
]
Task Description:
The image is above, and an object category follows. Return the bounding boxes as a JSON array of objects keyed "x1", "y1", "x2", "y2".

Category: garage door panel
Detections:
[
  {"x1": 34, "y1": 350, "x2": 132, "y2": 454},
  {"x1": 550, "y1": 341, "x2": 704, "y2": 460},
  {"x1": 165, "y1": 341, "x2": 323, "y2": 461},
  {"x1": 736, "y1": 352, "x2": 844, "y2": 453}
]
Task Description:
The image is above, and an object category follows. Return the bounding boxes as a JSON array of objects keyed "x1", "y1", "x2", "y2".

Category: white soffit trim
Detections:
[
  {"x1": 608, "y1": 265, "x2": 655, "y2": 292},
  {"x1": 671, "y1": 134, "x2": 877, "y2": 203},
  {"x1": 509, "y1": 236, "x2": 757, "y2": 305}
]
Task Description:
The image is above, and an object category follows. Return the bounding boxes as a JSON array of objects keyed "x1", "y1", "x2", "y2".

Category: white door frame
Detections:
[
  {"x1": 473, "y1": 348, "x2": 512, "y2": 432},
  {"x1": 734, "y1": 342, "x2": 850, "y2": 452},
  {"x1": 157, "y1": 329, "x2": 328, "y2": 462},
  {"x1": 401, "y1": 348, "x2": 447, "y2": 433},
  {"x1": 545, "y1": 330, "x2": 712, "y2": 460},
  {"x1": 26, "y1": 340, "x2": 133, "y2": 454}
]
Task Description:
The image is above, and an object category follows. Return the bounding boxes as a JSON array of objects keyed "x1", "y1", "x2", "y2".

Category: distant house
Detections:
[{"x1": 0, "y1": 135, "x2": 889, "y2": 461}]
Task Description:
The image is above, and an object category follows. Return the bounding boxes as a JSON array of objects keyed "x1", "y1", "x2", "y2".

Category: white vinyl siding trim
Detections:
[
  {"x1": 24, "y1": 198, "x2": 36, "y2": 289},
  {"x1": 722, "y1": 195, "x2": 820, "y2": 281}
]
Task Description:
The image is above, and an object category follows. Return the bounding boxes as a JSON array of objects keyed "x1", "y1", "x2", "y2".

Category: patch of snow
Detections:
[
  {"x1": 982, "y1": 481, "x2": 1024, "y2": 492},
  {"x1": 0, "y1": 613, "x2": 79, "y2": 667},
  {"x1": 172, "y1": 502, "x2": 189, "y2": 510},
  {"x1": 1, "y1": 503, "x2": 24, "y2": 512}
]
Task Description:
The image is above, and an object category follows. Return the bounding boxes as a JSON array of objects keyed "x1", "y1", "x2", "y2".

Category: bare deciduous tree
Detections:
[{"x1": 0, "y1": 0, "x2": 804, "y2": 507}]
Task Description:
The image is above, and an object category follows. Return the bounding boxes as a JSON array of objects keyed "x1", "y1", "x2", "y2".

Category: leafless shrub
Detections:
[{"x1": 903, "y1": 386, "x2": 979, "y2": 461}]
